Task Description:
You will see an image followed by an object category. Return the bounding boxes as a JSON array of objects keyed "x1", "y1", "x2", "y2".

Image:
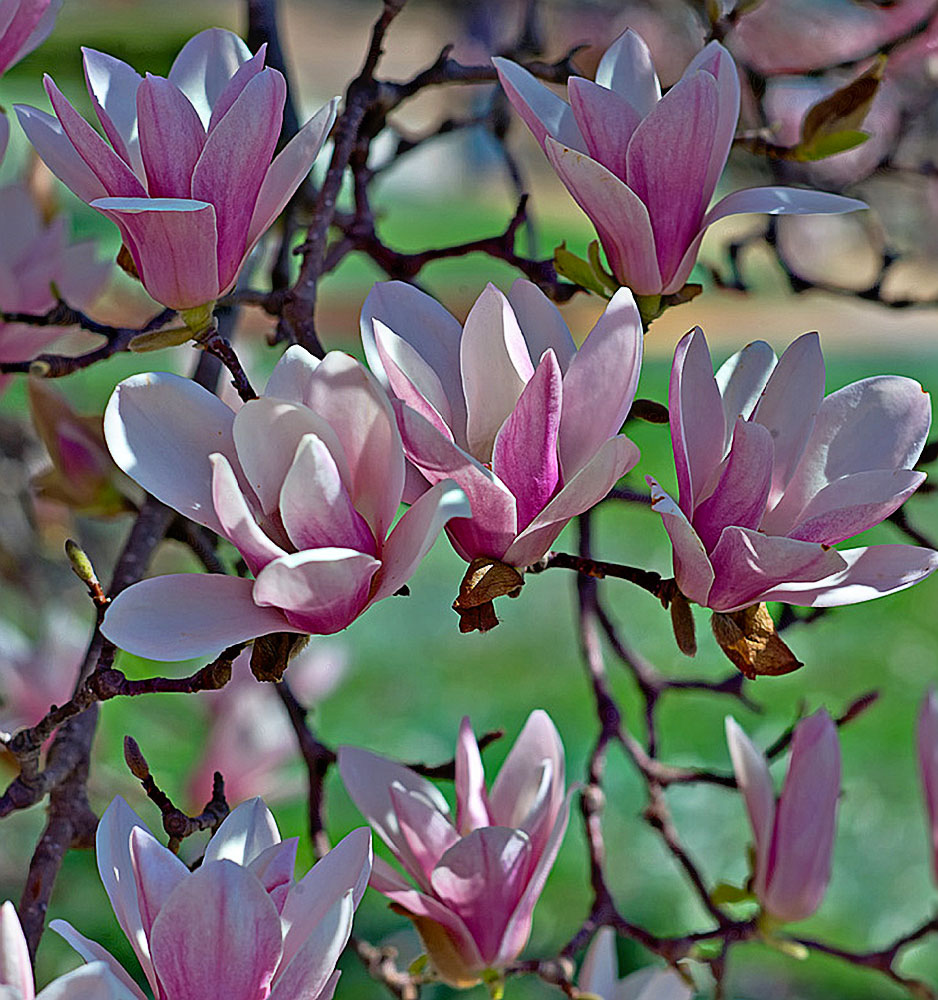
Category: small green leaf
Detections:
[
  {"x1": 710, "y1": 881, "x2": 756, "y2": 905},
  {"x1": 553, "y1": 242, "x2": 611, "y2": 297},
  {"x1": 587, "y1": 240, "x2": 620, "y2": 292},
  {"x1": 408, "y1": 954, "x2": 428, "y2": 977},
  {"x1": 796, "y1": 129, "x2": 870, "y2": 161}
]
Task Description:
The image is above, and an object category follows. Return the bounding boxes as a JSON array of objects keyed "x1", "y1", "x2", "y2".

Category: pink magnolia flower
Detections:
[
  {"x1": 494, "y1": 31, "x2": 866, "y2": 297},
  {"x1": 361, "y1": 280, "x2": 642, "y2": 567},
  {"x1": 0, "y1": 0, "x2": 60, "y2": 77},
  {"x1": 338, "y1": 711, "x2": 571, "y2": 987},
  {"x1": 579, "y1": 927, "x2": 692, "y2": 1000},
  {"x1": 2, "y1": 899, "x2": 135, "y2": 1000},
  {"x1": 726, "y1": 710, "x2": 840, "y2": 924},
  {"x1": 648, "y1": 328, "x2": 937, "y2": 612},
  {"x1": 100, "y1": 347, "x2": 469, "y2": 660},
  {"x1": 52, "y1": 796, "x2": 372, "y2": 1000},
  {"x1": 15, "y1": 29, "x2": 337, "y2": 313},
  {"x1": 187, "y1": 641, "x2": 347, "y2": 807},
  {"x1": 0, "y1": 183, "x2": 110, "y2": 394},
  {"x1": 917, "y1": 689, "x2": 938, "y2": 883}
]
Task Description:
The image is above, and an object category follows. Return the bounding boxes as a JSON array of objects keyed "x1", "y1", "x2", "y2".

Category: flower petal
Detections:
[
  {"x1": 918, "y1": 691, "x2": 938, "y2": 883},
  {"x1": 724, "y1": 717, "x2": 775, "y2": 895},
  {"x1": 492, "y1": 57, "x2": 585, "y2": 150},
  {"x1": 454, "y1": 717, "x2": 490, "y2": 835},
  {"x1": 168, "y1": 28, "x2": 253, "y2": 126},
  {"x1": 715, "y1": 340, "x2": 777, "y2": 444},
  {"x1": 128, "y1": 827, "x2": 189, "y2": 948},
  {"x1": 0, "y1": 901, "x2": 33, "y2": 1000},
  {"x1": 102, "y1": 574, "x2": 298, "y2": 660},
  {"x1": 136, "y1": 74, "x2": 205, "y2": 198},
  {"x1": 81, "y1": 47, "x2": 144, "y2": 176},
  {"x1": 647, "y1": 478, "x2": 714, "y2": 606},
  {"x1": 211, "y1": 453, "x2": 285, "y2": 574},
  {"x1": 506, "y1": 278, "x2": 577, "y2": 373},
  {"x1": 204, "y1": 797, "x2": 280, "y2": 866},
  {"x1": 390, "y1": 785, "x2": 463, "y2": 890},
  {"x1": 567, "y1": 76, "x2": 641, "y2": 179},
  {"x1": 35, "y1": 963, "x2": 141, "y2": 1000},
  {"x1": 704, "y1": 186, "x2": 868, "y2": 230},
  {"x1": 47, "y1": 923, "x2": 146, "y2": 1000},
  {"x1": 269, "y1": 893, "x2": 352, "y2": 1000},
  {"x1": 577, "y1": 927, "x2": 618, "y2": 1000},
  {"x1": 594, "y1": 29, "x2": 661, "y2": 116}
]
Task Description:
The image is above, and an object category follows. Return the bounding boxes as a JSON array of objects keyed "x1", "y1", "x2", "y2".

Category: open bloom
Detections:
[
  {"x1": 0, "y1": 0, "x2": 60, "y2": 77},
  {"x1": 52, "y1": 796, "x2": 371, "y2": 1000},
  {"x1": 361, "y1": 279, "x2": 641, "y2": 567},
  {"x1": 2, "y1": 900, "x2": 135, "y2": 1000},
  {"x1": 101, "y1": 347, "x2": 468, "y2": 660},
  {"x1": 15, "y1": 28, "x2": 336, "y2": 312},
  {"x1": 579, "y1": 927, "x2": 692, "y2": 1000},
  {"x1": 918, "y1": 689, "x2": 938, "y2": 883},
  {"x1": 726, "y1": 710, "x2": 840, "y2": 923},
  {"x1": 494, "y1": 30, "x2": 866, "y2": 296},
  {"x1": 648, "y1": 328, "x2": 937, "y2": 612},
  {"x1": 339, "y1": 711, "x2": 571, "y2": 986}
]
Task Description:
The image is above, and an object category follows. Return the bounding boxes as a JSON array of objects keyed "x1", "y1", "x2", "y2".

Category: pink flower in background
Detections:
[
  {"x1": 648, "y1": 328, "x2": 937, "y2": 612},
  {"x1": 0, "y1": 0, "x2": 61, "y2": 77},
  {"x1": 52, "y1": 796, "x2": 372, "y2": 1000},
  {"x1": 917, "y1": 689, "x2": 938, "y2": 882},
  {"x1": 188, "y1": 641, "x2": 347, "y2": 808},
  {"x1": 578, "y1": 927, "x2": 693, "y2": 1000},
  {"x1": 0, "y1": 184, "x2": 110, "y2": 394},
  {"x1": 339, "y1": 711, "x2": 571, "y2": 986},
  {"x1": 361, "y1": 280, "x2": 641, "y2": 567},
  {"x1": 2, "y1": 900, "x2": 136, "y2": 1000},
  {"x1": 101, "y1": 347, "x2": 469, "y2": 660},
  {"x1": 726, "y1": 710, "x2": 841, "y2": 923},
  {"x1": 494, "y1": 30, "x2": 866, "y2": 297},
  {"x1": 15, "y1": 29, "x2": 337, "y2": 312}
]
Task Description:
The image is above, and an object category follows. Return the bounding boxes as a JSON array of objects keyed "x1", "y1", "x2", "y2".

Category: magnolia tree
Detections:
[{"x1": 2, "y1": 0, "x2": 938, "y2": 998}]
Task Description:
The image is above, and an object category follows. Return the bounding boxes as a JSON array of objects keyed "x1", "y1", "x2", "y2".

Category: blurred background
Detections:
[{"x1": 1, "y1": 0, "x2": 938, "y2": 997}]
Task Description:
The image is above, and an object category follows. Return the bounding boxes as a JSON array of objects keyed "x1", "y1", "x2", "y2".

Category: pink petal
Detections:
[
  {"x1": 102, "y1": 574, "x2": 298, "y2": 661},
  {"x1": 504, "y1": 435, "x2": 639, "y2": 568},
  {"x1": 390, "y1": 785, "x2": 462, "y2": 890},
  {"x1": 248, "y1": 839, "x2": 299, "y2": 912},
  {"x1": 692, "y1": 419, "x2": 774, "y2": 552},
  {"x1": 492, "y1": 350, "x2": 562, "y2": 531},
  {"x1": 567, "y1": 76, "x2": 640, "y2": 179},
  {"x1": 715, "y1": 340, "x2": 777, "y2": 443},
  {"x1": 47, "y1": 922, "x2": 147, "y2": 1000},
  {"x1": 0, "y1": 0, "x2": 58, "y2": 76},
  {"x1": 758, "y1": 544, "x2": 938, "y2": 607},
  {"x1": 0, "y1": 901, "x2": 33, "y2": 1000},
  {"x1": 0, "y1": 112, "x2": 8, "y2": 163},
  {"x1": 204, "y1": 798, "x2": 280, "y2": 866},
  {"x1": 264, "y1": 344, "x2": 319, "y2": 404},
  {"x1": 918, "y1": 691, "x2": 938, "y2": 883},
  {"x1": 724, "y1": 717, "x2": 775, "y2": 895},
  {"x1": 559, "y1": 286, "x2": 642, "y2": 478},
  {"x1": 544, "y1": 138, "x2": 661, "y2": 294},
  {"x1": 14, "y1": 104, "x2": 109, "y2": 203},
  {"x1": 594, "y1": 29, "x2": 660, "y2": 115},
  {"x1": 149, "y1": 860, "x2": 283, "y2": 1000},
  {"x1": 492, "y1": 57, "x2": 585, "y2": 151},
  {"x1": 669, "y1": 328, "x2": 725, "y2": 515},
  {"x1": 207, "y1": 46, "x2": 267, "y2": 132},
  {"x1": 461, "y1": 283, "x2": 534, "y2": 462},
  {"x1": 136, "y1": 75, "x2": 205, "y2": 198},
  {"x1": 751, "y1": 332, "x2": 825, "y2": 508},
  {"x1": 370, "y1": 481, "x2": 470, "y2": 603},
  {"x1": 647, "y1": 478, "x2": 714, "y2": 606},
  {"x1": 626, "y1": 72, "x2": 718, "y2": 283},
  {"x1": 705, "y1": 527, "x2": 847, "y2": 612},
  {"x1": 168, "y1": 28, "x2": 253, "y2": 126},
  {"x1": 577, "y1": 927, "x2": 618, "y2": 1000},
  {"x1": 269, "y1": 893, "x2": 352, "y2": 1000},
  {"x1": 431, "y1": 827, "x2": 532, "y2": 965},
  {"x1": 618, "y1": 968, "x2": 693, "y2": 1000},
  {"x1": 454, "y1": 718, "x2": 491, "y2": 834},
  {"x1": 762, "y1": 710, "x2": 840, "y2": 923},
  {"x1": 129, "y1": 827, "x2": 189, "y2": 946},
  {"x1": 104, "y1": 371, "x2": 238, "y2": 535},
  {"x1": 279, "y1": 435, "x2": 376, "y2": 555},
  {"x1": 252, "y1": 549, "x2": 380, "y2": 635},
  {"x1": 506, "y1": 278, "x2": 576, "y2": 373},
  {"x1": 245, "y1": 98, "x2": 338, "y2": 253},
  {"x1": 81, "y1": 47, "x2": 144, "y2": 176},
  {"x1": 211, "y1": 453, "x2": 285, "y2": 574},
  {"x1": 91, "y1": 197, "x2": 220, "y2": 311},
  {"x1": 34, "y1": 962, "x2": 142, "y2": 1000},
  {"x1": 703, "y1": 186, "x2": 868, "y2": 231}
]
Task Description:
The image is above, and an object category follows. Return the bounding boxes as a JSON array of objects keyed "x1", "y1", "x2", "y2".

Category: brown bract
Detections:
[
  {"x1": 452, "y1": 557, "x2": 525, "y2": 634},
  {"x1": 711, "y1": 604, "x2": 803, "y2": 678},
  {"x1": 250, "y1": 632, "x2": 310, "y2": 682}
]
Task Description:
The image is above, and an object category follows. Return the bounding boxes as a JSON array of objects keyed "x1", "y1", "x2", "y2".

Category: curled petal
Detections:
[
  {"x1": 492, "y1": 57, "x2": 585, "y2": 151},
  {"x1": 647, "y1": 478, "x2": 714, "y2": 606}
]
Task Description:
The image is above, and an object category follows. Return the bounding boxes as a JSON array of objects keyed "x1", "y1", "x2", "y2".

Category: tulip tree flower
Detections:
[
  {"x1": 725, "y1": 710, "x2": 841, "y2": 924},
  {"x1": 100, "y1": 347, "x2": 469, "y2": 660},
  {"x1": 15, "y1": 28, "x2": 337, "y2": 317},
  {"x1": 1, "y1": 899, "x2": 137, "y2": 1000},
  {"x1": 339, "y1": 711, "x2": 571, "y2": 987},
  {"x1": 0, "y1": 0, "x2": 60, "y2": 77},
  {"x1": 918, "y1": 689, "x2": 938, "y2": 882},
  {"x1": 494, "y1": 30, "x2": 866, "y2": 302},
  {"x1": 52, "y1": 796, "x2": 372, "y2": 1000},
  {"x1": 361, "y1": 279, "x2": 642, "y2": 569},
  {"x1": 578, "y1": 927, "x2": 692, "y2": 1000},
  {"x1": 648, "y1": 328, "x2": 937, "y2": 613}
]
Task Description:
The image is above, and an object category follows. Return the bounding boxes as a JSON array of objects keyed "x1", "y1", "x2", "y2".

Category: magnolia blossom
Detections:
[
  {"x1": 361, "y1": 280, "x2": 641, "y2": 567},
  {"x1": 918, "y1": 689, "x2": 938, "y2": 882},
  {"x1": 0, "y1": 0, "x2": 60, "y2": 77},
  {"x1": 726, "y1": 710, "x2": 840, "y2": 923},
  {"x1": 339, "y1": 711, "x2": 570, "y2": 986},
  {"x1": 1, "y1": 900, "x2": 135, "y2": 1000},
  {"x1": 648, "y1": 328, "x2": 937, "y2": 612},
  {"x1": 101, "y1": 348, "x2": 469, "y2": 660},
  {"x1": 494, "y1": 30, "x2": 865, "y2": 297},
  {"x1": 0, "y1": 185, "x2": 110, "y2": 394},
  {"x1": 52, "y1": 797, "x2": 372, "y2": 1000},
  {"x1": 579, "y1": 927, "x2": 692, "y2": 1000},
  {"x1": 15, "y1": 29, "x2": 337, "y2": 312},
  {"x1": 188, "y1": 641, "x2": 347, "y2": 807}
]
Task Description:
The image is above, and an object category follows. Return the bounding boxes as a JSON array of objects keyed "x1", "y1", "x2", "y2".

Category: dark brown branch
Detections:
[{"x1": 408, "y1": 729, "x2": 504, "y2": 779}]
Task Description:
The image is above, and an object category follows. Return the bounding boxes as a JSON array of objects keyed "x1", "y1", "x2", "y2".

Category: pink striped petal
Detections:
[
  {"x1": 0, "y1": 113, "x2": 8, "y2": 164},
  {"x1": 506, "y1": 278, "x2": 576, "y2": 373},
  {"x1": 0, "y1": 0, "x2": 58, "y2": 76},
  {"x1": 269, "y1": 893, "x2": 352, "y2": 1000},
  {"x1": 715, "y1": 340, "x2": 776, "y2": 441},
  {"x1": 0, "y1": 901, "x2": 33, "y2": 1000},
  {"x1": 48, "y1": 922, "x2": 147, "y2": 1000},
  {"x1": 102, "y1": 574, "x2": 299, "y2": 661},
  {"x1": 207, "y1": 46, "x2": 267, "y2": 132},
  {"x1": 594, "y1": 29, "x2": 660, "y2": 115},
  {"x1": 647, "y1": 478, "x2": 714, "y2": 606},
  {"x1": 205, "y1": 798, "x2": 280, "y2": 866},
  {"x1": 136, "y1": 75, "x2": 205, "y2": 198},
  {"x1": 724, "y1": 717, "x2": 775, "y2": 894},
  {"x1": 81, "y1": 48, "x2": 144, "y2": 176},
  {"x1": 391, "y1": 785, "x2": 462, "y2": 889},
  {"x1": 568, "y1": 76, "x2": 640, "y2": 179},
  {"x1": 248, "y1": 839, "x2": 298, "y2": 912},
  {"x1": 918, "y1": 691, "x2": 938, "y2": 884},
  {"x1": 168, "y1": 28, "x2": 253, "y2": 126},
  {"x1": 211, "y1": 453, "x2": 285, "y2": 574},
  {"x1": 129, "y1": 827, "x2": 189, "y2": 942},
  {"x1": 454, "y1": 718, "x2": 490, "y2": 834},
  {"x1": 492, "y1": 57, "x2": 584, "y2": 151}
]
